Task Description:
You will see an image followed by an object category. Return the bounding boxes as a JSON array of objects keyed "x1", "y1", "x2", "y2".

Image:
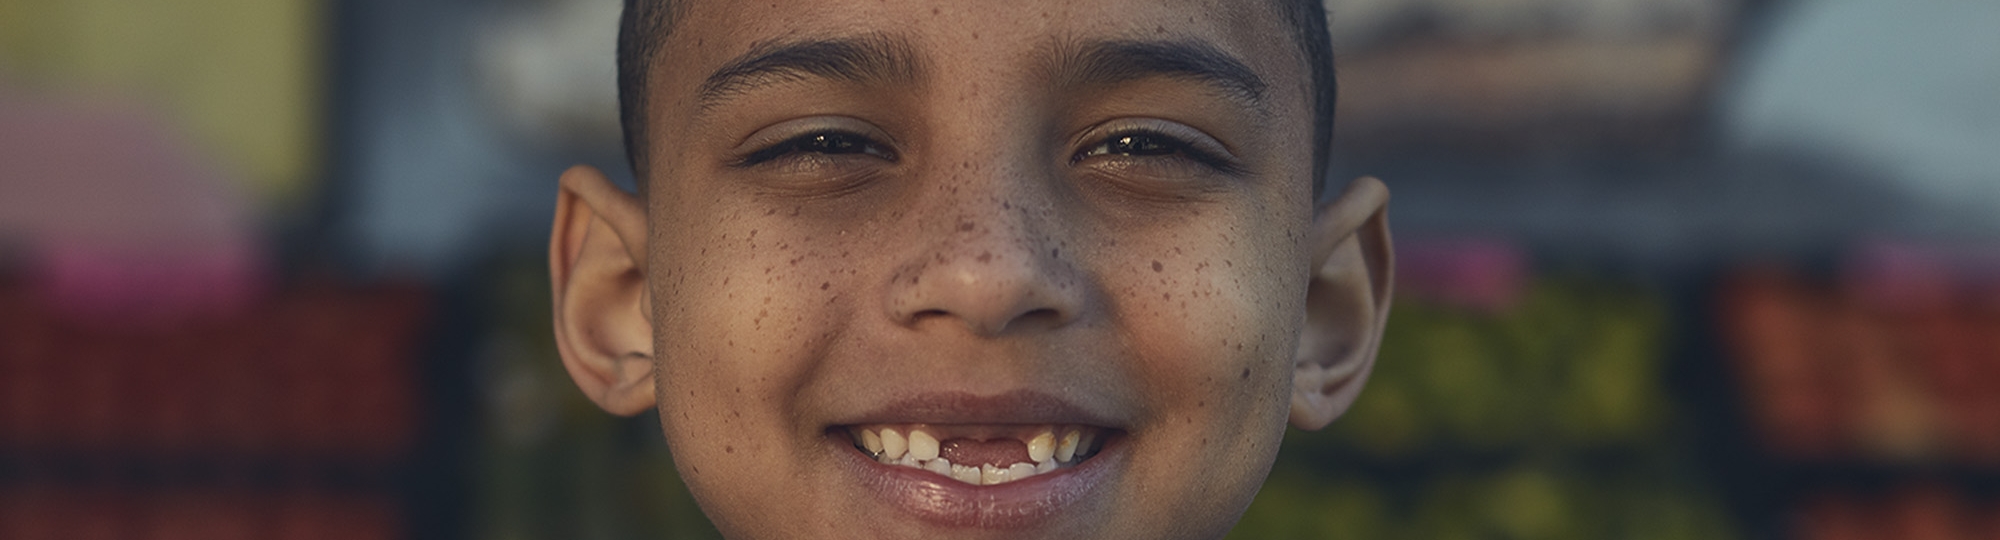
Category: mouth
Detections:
[
  {"x1": 841, "y1": 424, "x2": 1111, "y2": 485},
  {"x1": 825, "y1": 391, "x2": 1128, "y2": 529}
]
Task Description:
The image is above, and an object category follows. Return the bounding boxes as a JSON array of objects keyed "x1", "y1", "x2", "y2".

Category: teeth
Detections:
[
  {"x1": 856, "y1": 425, "x2": 1107, "y2": 486},
  {"x1": 880, "y1": 429, "x2": 907, "y2": 460},
  {"x1": 952, "y1": 463, "x2": 981, "y2": 484},
  {"x1": 1027, "y1": 431, "x2": 1055, "y2": 464},
  {"x1": 1007, "y1": 462, "x2": 1035, "y2": 481},
  {"x1": 1057, "y1": 429, "x2": 1080, "y2": 462},
  {"x1": 862, "y1": 430, "x2": 883, "y2": 456},
  {"x1": 908, "y1": 430, "x2": 939, "y2": 461}
]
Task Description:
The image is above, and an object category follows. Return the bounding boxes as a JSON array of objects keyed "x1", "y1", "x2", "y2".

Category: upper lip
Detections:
[{"x1": 832, "y1": 389, "x2": 1124, "y2": 428}]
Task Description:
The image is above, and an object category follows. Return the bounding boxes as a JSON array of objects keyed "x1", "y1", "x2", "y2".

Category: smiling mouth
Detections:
[{"x1": 843, "y1": 424, "x2": 1111, "y2": 486}]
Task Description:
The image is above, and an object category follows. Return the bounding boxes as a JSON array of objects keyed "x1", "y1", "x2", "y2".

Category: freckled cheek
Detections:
[
  {"x1": 1119, "y1": 267, "x2": 1296, "y2": 424},
  {"x1": 1111, "y1": 266, "x2": 1294, "y2": 528},
  {"x1": 654, "y1": 239, "x2": 846, "y2": 432}
]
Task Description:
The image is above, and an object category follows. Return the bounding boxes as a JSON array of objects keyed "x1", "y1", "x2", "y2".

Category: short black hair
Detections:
[{"x1": 616, "y1": 0, "x2": 1336, "y2": 197}]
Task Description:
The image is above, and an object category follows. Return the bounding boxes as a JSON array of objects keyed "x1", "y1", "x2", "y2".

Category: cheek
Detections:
[
  {"x1": 1100, "y1": 237, "x2": 1305, "y2": 529},
  {"x1": 648, "y1": 214, "x2": 859, "y2": 461},
  {"x1": 1112, "y1": 227, "x2": 1306, "y2": 417}
]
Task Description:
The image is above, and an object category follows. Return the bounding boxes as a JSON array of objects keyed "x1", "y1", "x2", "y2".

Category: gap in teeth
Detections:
[{"x1": 848, "y1": 424, "x2": 1107, "y2": 486}]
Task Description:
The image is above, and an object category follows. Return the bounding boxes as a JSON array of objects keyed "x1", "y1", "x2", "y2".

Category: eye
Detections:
[
  {"x1": 740, "y1": 130, "x2": 896, "y2": 166},
  {"x1": 1072, "y1": 126, "x2": 1243, "y2": 175},
  {"x1": 1080, "y1": 133, "x2": 1184, "y2": 159}
]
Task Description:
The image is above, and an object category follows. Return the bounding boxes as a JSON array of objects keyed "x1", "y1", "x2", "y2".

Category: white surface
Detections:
[
  {"x1": 1324, "y1": 0, "x2": 1734, "y2": 46},
  {"x1": 1725, "y1": 0, "x2": 2000, "y2": 226}
]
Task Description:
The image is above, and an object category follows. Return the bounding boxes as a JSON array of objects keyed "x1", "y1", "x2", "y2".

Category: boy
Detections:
[{"x1": 547, "y1": 0, "x2": 1393, "y2": 537}]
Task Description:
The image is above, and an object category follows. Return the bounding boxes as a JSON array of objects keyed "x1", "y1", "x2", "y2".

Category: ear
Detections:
[
  {"x1": 549, "y1": 164, "x2": 656, "y2": 416},
  {"x1": 1291, "y1": 176, "x2": 1394, "y2": 430}
]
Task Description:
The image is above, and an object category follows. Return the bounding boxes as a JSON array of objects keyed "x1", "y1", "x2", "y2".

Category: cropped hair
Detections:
[{"x1": 616, "y1": 0, "x2": 1336, "y2": 197}]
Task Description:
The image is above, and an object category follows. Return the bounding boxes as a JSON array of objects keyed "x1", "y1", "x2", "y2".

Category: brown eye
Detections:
[
  {"x1": 741, "y1": 131, "x2": 896, "y2": 165},
  {"x1": 1081, "y1": 133, "x2": 1181, "y2": 159},
  {"x1": 1099, "y1": 134, "x2": 1178, "y2": 157},
  {"x1": 1075, "y1": 129, "x2": 1242, "y2": 175}
]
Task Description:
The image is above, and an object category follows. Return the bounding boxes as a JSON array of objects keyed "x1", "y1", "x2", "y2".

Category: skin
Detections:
[{"x1": 549, "y1": 0, "x2": 1394, "y2": 538}]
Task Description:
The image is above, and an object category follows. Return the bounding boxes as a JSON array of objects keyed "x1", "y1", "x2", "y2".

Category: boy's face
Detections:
[{"x1": 549, "y1": 0, "x2": 1393, "y2": 538}]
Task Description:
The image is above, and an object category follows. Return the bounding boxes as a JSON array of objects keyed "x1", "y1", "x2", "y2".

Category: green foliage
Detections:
[
  {"x1": 1230, "y1": 465, "x2": 1739, "y2": 540},
  {"x1": 1341, "y1": 279, "x2": 1671, "y2": 453},
  {"x1": 1232, "y1": 278, "x2": 1737, "y2": 540}
]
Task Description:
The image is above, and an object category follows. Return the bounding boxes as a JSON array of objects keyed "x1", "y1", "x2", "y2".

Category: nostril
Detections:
[
  {"x1": 999, "y1": 307, "x2": 1069, "y2": 333},
  {"x1": 1019, "y1": 308, "x2": 1061, "y2": 322}
]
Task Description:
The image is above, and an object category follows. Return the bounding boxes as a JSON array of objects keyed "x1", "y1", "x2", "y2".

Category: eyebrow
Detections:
[
  {"x1": 696, "y1": 34, "x2": 922, "y2": 112},
  {"x1": 1054, "y1": 38, "x2": 1271, "y2": 114}
]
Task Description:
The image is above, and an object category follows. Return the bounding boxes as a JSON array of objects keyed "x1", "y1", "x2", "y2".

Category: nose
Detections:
[{"x1": 883, "y1": 193, "x2": 1087, "y2": 337}]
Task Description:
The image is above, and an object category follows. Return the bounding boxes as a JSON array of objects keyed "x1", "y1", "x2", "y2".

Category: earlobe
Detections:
[
  {"x1": 1290, "y1": 177, "x2": 1393, "y2": 430},
  {"x1": 549, "y1": 164, "x2": 657, "y2": 416}
]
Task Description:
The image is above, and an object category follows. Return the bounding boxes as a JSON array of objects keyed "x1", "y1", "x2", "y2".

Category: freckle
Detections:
[
  {"x1": 960, "y1": 222, "x2": 975, "y2": 232},
  {"x1": 725, "y1": 446, "x2": 734, "y2": 454},
  {"x1": 978, "y1": 251, "x2": 992, "y2": 263},
  {"x1": 1152, "y1": 261, "x2": 1163, "y2": 272},
  {"x1": 1051, "y1": 248, "x2": 1060, "y2": 258},
  {"x1": 1240, "y1": 368, "x2": 1250, "y2": 379},
  {"x1": 735, "y1": 387, "x2": 741, "y2": 393},
  {"x1": 1163, "y1": 292, "x2": 1170, "y2": 300},
  {"x1": 932, "y1": 7, "x2": 939, "y2": 14},
  {"x1": 765, "y1": 208, "x2": 776, "y2": 215},
  {"x1": 1002, "y1": 201, "x2": 1011, "y2": 210},
  {"x1": 821, "y1": 282, "x2": 830, "y2": 290}
]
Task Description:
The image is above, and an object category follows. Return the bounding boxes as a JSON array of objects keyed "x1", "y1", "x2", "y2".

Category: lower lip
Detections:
[{"x1": 831, "y1": 431, "x2": 1123, "y2": 529}]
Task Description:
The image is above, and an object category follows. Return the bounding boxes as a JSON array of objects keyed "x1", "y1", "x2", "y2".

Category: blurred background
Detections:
[{"x1": 0, "y1": 0, "x2": 1996, "y2": 538}]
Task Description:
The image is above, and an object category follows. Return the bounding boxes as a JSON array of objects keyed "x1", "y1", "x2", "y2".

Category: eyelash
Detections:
[
  {"x1": 736, "y1": 127, "x2": 1240, "y2": 175},
  {"x1": 737, "y1": 130, "x2": 897, "y2": 167},
  {"x1": 1072, "y1": 129, "x2": 1241, "y2": 174}
]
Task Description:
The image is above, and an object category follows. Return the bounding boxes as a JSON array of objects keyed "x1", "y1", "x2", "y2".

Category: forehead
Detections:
[{"x1": 654, "y1": 0, "x2": 1301, "y2": 102}]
